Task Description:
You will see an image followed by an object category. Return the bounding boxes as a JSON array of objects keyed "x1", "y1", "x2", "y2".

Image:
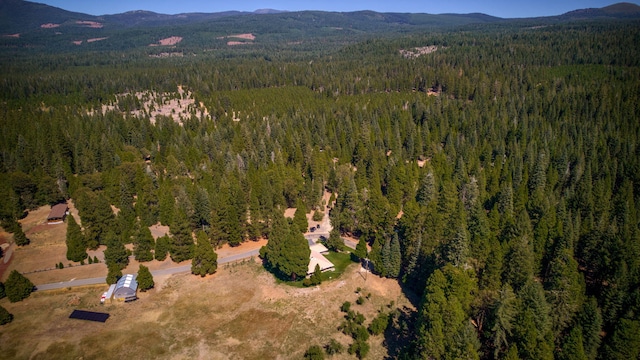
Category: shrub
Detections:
[
  {"x1": 312, "y1": 211, "x2": 324, "y2": 221},
  {"x1": 0, "y1": 305, "x2": 13, "y2": 325},
  {"x1": 304, "y1": 345, "x2": 325, "y2": 360},
  {"x1": 325, "y1": 339, "x2": 343, "y2": 355},
  {"x1": 137, "y1": 265, "x2": 154, "y2": 292},
  {"x1": 348, "y1": 339, "x2": 370, "y2": 359},
  {"x1": 368, "y1": 312, "x2": 390, "y2": 335},
  {"x1": 341, "y1": 301, "x2": 352, "y2": 313},
  {"x1": 356, "y1": 296, "x2": 365, "y2": 305}
]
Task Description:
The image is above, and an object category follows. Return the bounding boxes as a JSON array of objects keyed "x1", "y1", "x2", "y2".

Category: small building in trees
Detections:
[
  {"x1": 47, "y1": 203, "x2": 68, "y2": 224},
  {"x1": 113, "y1": 274, "x2": 138, "y2": 302},
  {"x1": 306, "y1": 239, "x2": 334, "y2": 275}
]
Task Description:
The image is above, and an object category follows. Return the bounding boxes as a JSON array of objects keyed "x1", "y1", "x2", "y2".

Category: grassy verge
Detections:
[{"x1": 321, "y1": 251, "x2": 354, "y2": 281}]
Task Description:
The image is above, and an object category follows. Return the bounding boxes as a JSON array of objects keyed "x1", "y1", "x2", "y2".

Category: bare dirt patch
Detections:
[
  {"x1": 399, "y1": 45, "x2": 440, "y2": 59},
  {"x1": 227, "y1": 41, "x2": 253, "y2": 46},
  {"x1": 150, "y1": 36, "x2": 183, "y2": 46},
  {"x1": 2, "y1": 205, "x2": 73, "y2": 281},
  {"x1": 87, "y1": 37, "x2": 108, "y2": 43},
  {"x1": 0, "y1": 260, "x2": 413, "y2": 359},
  {"x1": 94, "y1": 86, "x2": 210, "y2": 125},
  {"x1": 76, "y1": 21, "x2": 103, "y2": 28},
  {"x1": 228, "y1": 33, "x2": 256, "y2": 40},
  {"x1": 40, "y1": 23, "x2": 60, "y2": 28}
]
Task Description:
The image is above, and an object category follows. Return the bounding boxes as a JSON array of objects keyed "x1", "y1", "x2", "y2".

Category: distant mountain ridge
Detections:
[
  {"x1": 560, "y1": 2, "x2": 640, "y2": 19},
  {"x1": 1, "y1": 0, "x2": 639, "y2": 46}
]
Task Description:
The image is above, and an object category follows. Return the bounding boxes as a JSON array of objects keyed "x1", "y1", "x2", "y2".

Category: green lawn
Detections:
[
  {"x1": 321, "y1": 251, "x2": 354, "y2": 281},
  {"x1": 274, "y1": 250, "x2": 355, "y2": 288}
]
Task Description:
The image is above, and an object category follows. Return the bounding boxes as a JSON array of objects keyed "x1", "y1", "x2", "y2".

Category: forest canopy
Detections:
[{"x1": 1, "y1": 17, "x2": 639, "y2": 359}]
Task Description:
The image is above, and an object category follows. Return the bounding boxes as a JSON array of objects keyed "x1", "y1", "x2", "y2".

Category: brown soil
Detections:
[
  {"x1": 228, "y1": 33, "x2": 256, "y2": 40},
  {"x1": 150, "y1": 36, "x2": 183, "y2": 46},
  {"x1": 76, "y1": 21, "x2": 103, "y2": 28}
]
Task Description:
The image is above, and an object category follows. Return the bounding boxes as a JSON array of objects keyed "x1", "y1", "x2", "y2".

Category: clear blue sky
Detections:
[{"x1": 36, "y1": 0, "x2": 639, "y2": 18}]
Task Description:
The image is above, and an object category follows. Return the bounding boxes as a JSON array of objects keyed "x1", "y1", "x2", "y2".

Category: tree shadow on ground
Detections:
[{"x1": 383, "y1": 304, "x2": 418, "y2": 359}]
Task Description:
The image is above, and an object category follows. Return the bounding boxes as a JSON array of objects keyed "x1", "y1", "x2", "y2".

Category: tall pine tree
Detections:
[
  {"x1": 191, "y1": 231, "x2": 218, "y2": 277},
  {"x1": 65, "y1": 215, "x2": 86, "y2": 262}
]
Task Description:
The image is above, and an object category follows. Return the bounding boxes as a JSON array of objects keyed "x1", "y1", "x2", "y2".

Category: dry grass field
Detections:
[{"x1": 0, "y1": 260, "x2": 414, "y2": 359}]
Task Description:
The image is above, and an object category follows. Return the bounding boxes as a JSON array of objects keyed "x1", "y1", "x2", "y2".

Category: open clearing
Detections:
[{"x1": 0, "y1": 260, "x2": 413, "y2": 359}]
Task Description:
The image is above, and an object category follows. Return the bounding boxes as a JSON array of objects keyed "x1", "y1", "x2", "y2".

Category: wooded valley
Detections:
[{"x1": 1, "y1": 5, "x2": 640, "y2": 358}]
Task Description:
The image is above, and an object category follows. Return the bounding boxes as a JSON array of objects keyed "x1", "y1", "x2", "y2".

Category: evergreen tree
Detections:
[
  {"x1": 310, "y1": 263, "x2": 322, "y2": 285},
  {"x1": 293, "y1": 199, "x2": 309, "y2": 234},
  {"x1": 133, "y1": 225, "x2": 155, "y2": 262},
  {"x1": 0, "y1": 281, "x2": 5, "y2": 299},
  {"x1": 106, "y1": 263, "x2": 122, "y2": 285},
  {"x1": 194, "y1": 187, "x2": 211, "y2": 230},
  {"x1": 5, "y1": 270, "x2": 34, "y2": 302},
  {"x1": 219, "y1": 191, "x2": 243, "y2": 246},
  {"x1": 279, "y1": 225, "x2": 311, "y2": 280},
  {"x1": 417, "y1": 170, "x2": 436, "y2": 206},
  {"x1": 103, "y1": 231, "x2": 129, "y2": 270},
  {"x1": 353, "y1": 237, "x2": 368, "y2": 262},
  {"x1": 381, "y1": 233, "x2": 401, "y2": 278},
  {"x1": 0, "y1": 305, "x2": 13, "y2": 325},
  {"x1": 490, "y1": 284, "x2": 517, "y2": 358},
  {"x1": 261, "y1": 214, "x2": 310, "y2": 280},
  {"x1": 325, "y1": 228, "x2": 344, "y2": 252},
  {"x1": 65, "y1": 215, "x2": 86, "y2": 262},
  {"x1": 578, "y1": 297, "x2": 602, "y2": 360},
  {"x1": 12, "y1": 224, "x2": 29, "y2": 246},
  {"x1": 445, "y1": 223, "x2": 469, "y2": 267},
  {"x1": 415, "y1": 265, "x2": 479, "y2": 359},
  {"x1": 191, "y1": 230, "x2": 218, "y2": 277},
  {"x1": 155, "y1": 234, "x2": 170, "y2": 261},
  {"x1": 137, "y1": 264, "x2": 154, "y2": 291},
  {"x1": 169, "y1": 208, "x2": 194, "y2": 262},
  {"x1": 559, "y1": 326, "x2": 588, "y2": 360},
  {"x1": 601, "y1": 318, "x2": 640, "y2": 360}
]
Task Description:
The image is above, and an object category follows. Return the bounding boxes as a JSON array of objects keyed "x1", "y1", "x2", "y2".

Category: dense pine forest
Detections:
[{"x1": 1, "y1": 6, "x2": 640, "y2": 358}]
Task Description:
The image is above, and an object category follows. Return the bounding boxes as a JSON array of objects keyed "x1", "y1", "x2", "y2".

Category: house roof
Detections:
[
  {"x1": 308, "y1": 251, "x2": 334, "y2": 275},
  {"x1": 310, "y1": 242, "x2": 329, "y2": 254},
  {"x1": 47, "y1": 203, "x2": 68, "y2": 220}
]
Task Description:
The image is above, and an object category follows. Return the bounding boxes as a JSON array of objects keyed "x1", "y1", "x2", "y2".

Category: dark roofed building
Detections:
[{"x1": 47, "y1": 202, "x2": 68, "y2": 224}]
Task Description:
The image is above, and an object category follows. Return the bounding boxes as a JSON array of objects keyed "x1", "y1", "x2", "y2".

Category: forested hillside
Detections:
[{"x1": 1, "y1": 12, "x2": 640, "y2": 359}]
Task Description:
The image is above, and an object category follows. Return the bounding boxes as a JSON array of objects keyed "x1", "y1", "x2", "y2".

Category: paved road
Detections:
[{"x1": 35, "y1": 248, "x2": 261, "y2": 292}]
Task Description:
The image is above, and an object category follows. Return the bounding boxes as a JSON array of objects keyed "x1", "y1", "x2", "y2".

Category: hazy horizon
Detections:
[{"x1": 35, "y1": 0, "x2": 640, "y2": 19}]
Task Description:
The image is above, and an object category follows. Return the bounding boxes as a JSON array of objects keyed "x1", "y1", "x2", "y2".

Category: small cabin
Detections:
[{"x1": 47, "y1": 203, "x2": 69, "y2": 224}]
